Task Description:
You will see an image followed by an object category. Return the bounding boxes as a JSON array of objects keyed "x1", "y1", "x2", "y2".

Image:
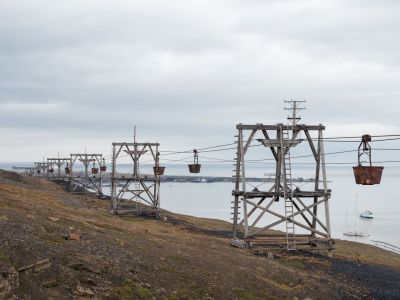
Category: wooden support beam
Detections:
[
  {"x1": 237, "y1": 124, "x2": 325, "y2": 131},
  {"x1": 304, "y1": 130, "x2": 318, "y2": 162},
  {"x1": 261, "y1": 130, "x2": 278, "y2": 161}
]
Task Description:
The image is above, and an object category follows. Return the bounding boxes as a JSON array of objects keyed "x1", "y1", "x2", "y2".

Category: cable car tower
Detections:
[
  {"x1": 47, "y1": 157, "x2": 72, "y2": 181},
  {"x1": 69, "y1": 153, "x2": 104, "y2": 198},
  {"x1": 33, "y1": 161, "x2": 53, "y2": 178},
  {"x1": 111, "y1": 130, "x2": 163, "y2": 216},
  {"x1": 12, "y1": 166, "x2": 35, "y2": 177},
  {"x1": 231, "y1": 101, "x2": 333, "y2": 254}
]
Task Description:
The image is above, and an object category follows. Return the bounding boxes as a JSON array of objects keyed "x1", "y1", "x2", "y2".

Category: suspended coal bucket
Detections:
[
  {"x1": 188, "y1": 149, "x2": 201, "y2": 173},
  {"x1": 48, "y1": 168, "x2": 54, "y2": 174},
  {"x1": 65, "y1": 163, "x2": 71, "y2": 174},
  {"x1": 353, "y1": 134, "x2": 383, "y2": 185},
  {"x1": 153, "y1": 152, "x2": 165, "y2": 175},
  {"x1": 91, "y1": 160, "x2": 99, "y2": 174},
  {"x1": 154, "y1": 166, "x2": 165, "y2": 176},
  {"x1": 100, "y1": 158, "x2": 107, "y2": 172}
]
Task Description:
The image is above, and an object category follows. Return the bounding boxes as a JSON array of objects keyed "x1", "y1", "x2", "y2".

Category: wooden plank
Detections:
[
  {"x1": 237, "y1": 124, "x2": 325, "y2": 131},
  {"x1": 112, "y1": 142, "x2": 160, "y2": 146},
  {"x1": 304, "y1": 129, "x2": 318, "y2": 162},
  {"x1": 234, "y1": 190, "x2": 331, "y2": 198},
  {"x1": 243, "y1": 129, "x2": 257, "y2": 154}
]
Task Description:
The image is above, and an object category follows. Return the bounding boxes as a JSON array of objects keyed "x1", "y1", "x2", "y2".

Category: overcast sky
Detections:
[{"x1": 1, "y1": 0, "x2": 400, "y2": 162}]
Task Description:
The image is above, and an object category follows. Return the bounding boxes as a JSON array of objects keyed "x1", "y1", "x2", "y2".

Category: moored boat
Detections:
[
  {"x1": 343, "y1": 230, "x2": 370, "y2": 237},
  {"x1": 360, "y1": 210, "x2": 373, "y2": 219}
]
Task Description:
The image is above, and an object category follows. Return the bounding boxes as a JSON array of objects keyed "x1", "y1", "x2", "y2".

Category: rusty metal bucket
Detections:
[
  {"x1": 100, "y1": 166, "x2": 107, "y2": 172},
  {"x1": 353, "y1": 166, "x2": 383, "y2": 185},
  {"x1": 65, "y1": 167, "x2": 71, "y2": 174},
  {"x1": 48, "y1": 169, "x2": 54, "y2": 173},
  {"x1": 153, "y1": 166, "x2": 165, "y2": 176},
  {"x1": 188, "y1": 164, "x2": 201, "y2": 173},
  {"x1": 91, "y1": 168, "x2": 99, "y2": 174}
]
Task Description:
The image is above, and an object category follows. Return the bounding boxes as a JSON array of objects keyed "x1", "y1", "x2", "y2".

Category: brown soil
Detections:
[{"x1": 0, "y1": 170, "x2": 399, "y2": 299}]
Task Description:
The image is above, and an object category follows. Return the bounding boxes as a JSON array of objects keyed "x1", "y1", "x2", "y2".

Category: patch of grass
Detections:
[
  {"x1": 167, "y1": 289, "x2": 204, "y2": 300},
  {"x1": 120, "y1": 216, "x2": 147, "y2": 223},
  {"x1": 0, "y1": 250, "x2": 13, "y2": 266},
  {"x1": 168, "y1": 255, "x2": 188, "y2": 264},
  {"x1": 234, "y1": 289, "x2": 280, "y2": 300},
  {"x1": 87, "y1": 221, "x2": 120, "y2": 231},
  {"x1": 160, "y1": 266, "x2": 177, "y2": 274},
  {"x1": 234, "y1": 289, "x2": 259, "y2": 300},
  {"x1": 335, "y1": 240, "x2": 400, "y2": 271},
  {"x1": 39, "y1": 233, "x2": 65, "y2": 244},
  {"x1": 279, "y1": 258, "x2": 305, "y2": 269},
  {"x1": 111, "y1": 280, "x2": 154, "y2": 300},
  {"x1": 96, "y1": 210, "x2": 112, "y2": 217}
]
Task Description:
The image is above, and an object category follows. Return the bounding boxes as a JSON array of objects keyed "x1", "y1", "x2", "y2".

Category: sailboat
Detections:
[
  {"x1": 343, "y1": 230, "x2": 370, "y2": 237},
  {"x1": 360, "y1": 210, "x2": 373, "y2": 219},
  {"x1": 343, "y1": 194, "x2": 370, "y2": 237}
]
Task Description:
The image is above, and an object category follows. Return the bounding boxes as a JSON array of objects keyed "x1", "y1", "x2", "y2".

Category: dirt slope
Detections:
[{"x1": 0, "y1": 170, "x2": 399, "y2": 299}]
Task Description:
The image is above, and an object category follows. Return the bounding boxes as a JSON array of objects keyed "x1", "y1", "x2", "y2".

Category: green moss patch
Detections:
[{"x1": 111, "y1": 280, "x2": 154, "y2": 300}]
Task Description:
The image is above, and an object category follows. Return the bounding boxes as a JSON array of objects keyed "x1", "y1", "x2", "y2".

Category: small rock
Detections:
[
  {"x1": 0, "y1": 268, "x2": 19, "y2": 298},
  {"x1": 18, "y1": 259, "x2": 52, "y2": 273},
  {"x1": 42, "y1": 279, "x2": 58, "y2": 288},
  {"x1": 68, "y1": 263, "x2": 101, "y2": 274},
  {"x1": 62, "y1": 233, "x2": 81, "y2": 241},
  {"x1": 69, "y1": 233, "x2": 81, "y2": 241},
  {"x1": 79, "y1": 277, "x2": 96, "y2": 285},
  {"x1": 0, "y1": 277, "x2": 8, "y2": 295},
  {"x1": 75, "y1": 284, "x2": 94, "y2": 296},
  {"x1": 47, "y1": 217, "x2": 60, "y2": 222},
  {"x1": 32, "y1": 260, "x2": 52, "y2": 273}
]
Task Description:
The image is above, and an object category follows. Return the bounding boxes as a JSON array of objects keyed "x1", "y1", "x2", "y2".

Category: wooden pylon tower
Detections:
[
  {"x1": 69, "y1": 153, "x2": 104, "y2": 198},
  {"x1": 110, "y1": 139, "x2": 162, "y2": 216},
  {"x1": 33, "y1": 162, "x2": 53, "y2": 178},
  {"x1": 47, "y1": 157, "x2": 71, "y2": 181},
  {"x1": 231, "y1": 101, "x2": 333, "y2": 254}
]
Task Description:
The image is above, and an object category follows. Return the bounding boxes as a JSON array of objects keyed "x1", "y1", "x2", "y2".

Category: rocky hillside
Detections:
[{"x1": 0, "y1": 169, "x2": 399, "y2": 299}]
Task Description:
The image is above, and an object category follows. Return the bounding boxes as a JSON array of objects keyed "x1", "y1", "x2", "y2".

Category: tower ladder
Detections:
[
  {"x1": 231, "y1": 150, "x2": 241, "y2": 222},
  {"x1": 281, "y1": 126, "x2": 296, "y2": 251}
]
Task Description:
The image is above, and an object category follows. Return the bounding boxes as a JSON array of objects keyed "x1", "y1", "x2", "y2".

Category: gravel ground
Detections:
[{"x1": 1, "y1": 169, "x2": 400, "y2": 299}]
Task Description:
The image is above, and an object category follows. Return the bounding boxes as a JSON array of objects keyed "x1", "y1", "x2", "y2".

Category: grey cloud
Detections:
[{"x1": 0, "y1": 0, "x2": 400, "y2": 161}]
